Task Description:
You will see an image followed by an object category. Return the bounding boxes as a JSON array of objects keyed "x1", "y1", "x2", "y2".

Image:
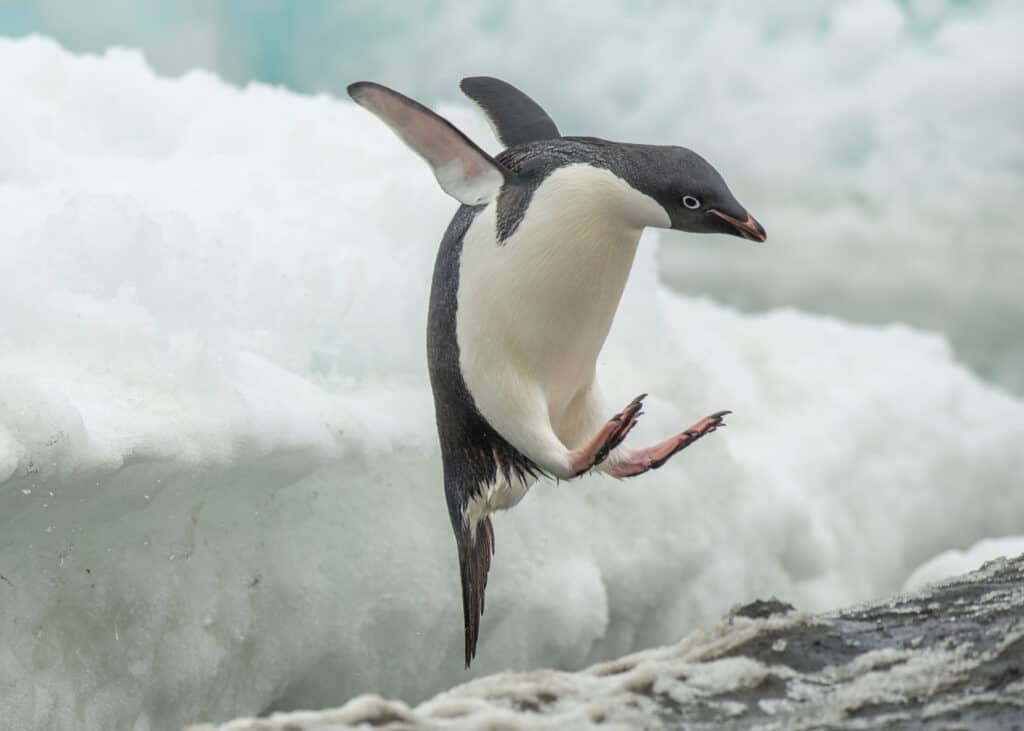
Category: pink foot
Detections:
[
  {"x1": 609, "y1": 410, "x2": 730, "y2": 478},
  {"x1": 568, "y1": 394, "x2": 646, "y2": 477}
]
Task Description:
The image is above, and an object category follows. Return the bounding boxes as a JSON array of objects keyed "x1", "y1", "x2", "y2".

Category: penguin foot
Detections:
[
  {"x1": 608, "y1": 410, "x2": 730, "y2": 478},
  {"x1": 568, "y1": 394, "x2": 646, "y2": 477}
]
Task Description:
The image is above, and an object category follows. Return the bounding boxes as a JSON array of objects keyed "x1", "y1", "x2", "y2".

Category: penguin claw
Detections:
[
  {"x1": 569, "y1": 394, "x2": 646, "y2": 477},
  {"x1": 608, "y1": 408, "x2": 731, "y2": 479}
]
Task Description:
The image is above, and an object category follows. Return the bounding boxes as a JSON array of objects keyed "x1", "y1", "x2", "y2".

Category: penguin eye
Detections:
[{"x1": 682, "y1": 195, "x2": 701, "y2": 210}]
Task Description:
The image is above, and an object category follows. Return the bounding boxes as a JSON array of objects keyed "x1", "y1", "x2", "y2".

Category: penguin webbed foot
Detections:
[
  {"x1": 608, "y1": 410, "x2": 730, "y2": 478},
  {"x1": 568, "y1": 393, "x2": 646, "y2": 477}
]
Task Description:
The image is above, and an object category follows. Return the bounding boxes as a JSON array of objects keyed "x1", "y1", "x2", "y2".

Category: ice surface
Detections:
[
  {"x1": 0, "y1": 38, "x2": 1022, "y2": 731},
  {"x1": 4, "y1": 1, "x2": 1022, "y2": 392},
  {"x1": 902, "y1": 536, "x2": 1024, "y2": 592}
]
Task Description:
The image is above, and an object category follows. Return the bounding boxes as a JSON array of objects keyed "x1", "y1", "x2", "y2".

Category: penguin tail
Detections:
[{"x1": 457, "y1": 516, "x2": 495, "y2": 668}]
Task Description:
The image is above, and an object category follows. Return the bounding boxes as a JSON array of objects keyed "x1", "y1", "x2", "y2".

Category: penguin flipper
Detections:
[
  {"x1": 348, "y1": 81, "x2": 510, "y2": 206},
  {"x1": 460, "y1": 77, "x2": 561, "y2": 147},
  {"x1": 457, "y1": 516, "x2": 495, "y2": 668}
]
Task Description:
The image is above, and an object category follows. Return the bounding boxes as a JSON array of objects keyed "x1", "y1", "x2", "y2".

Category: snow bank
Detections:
[
  {"x1": 903, "y1": 537, "x2": 1024, "y2": 592},
  {"x1": 0, "y1": 38, "x2": 1022, "y2": 731}
]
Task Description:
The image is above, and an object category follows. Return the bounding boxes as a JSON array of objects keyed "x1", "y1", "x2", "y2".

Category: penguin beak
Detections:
[{"x1": 710, "y1": 209, "x2": 767, "y2": 242}]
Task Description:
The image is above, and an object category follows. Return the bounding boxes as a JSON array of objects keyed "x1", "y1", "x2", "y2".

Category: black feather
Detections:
[
  {"x1": 456, "y1": 516, "x2": 495, "y2": 667},
  {"x1": 460, "y1": 76, "x2": 561, "y2": 147}
]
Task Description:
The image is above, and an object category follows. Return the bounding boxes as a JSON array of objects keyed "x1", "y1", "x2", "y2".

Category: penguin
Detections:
[{"x1": 347, "y1": 77, "x2": 766, "y2": 668}]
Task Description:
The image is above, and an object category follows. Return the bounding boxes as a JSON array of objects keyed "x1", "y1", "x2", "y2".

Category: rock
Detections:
[{"x1": 187, "y1": 555, "x2": 1024, "y2": 731}]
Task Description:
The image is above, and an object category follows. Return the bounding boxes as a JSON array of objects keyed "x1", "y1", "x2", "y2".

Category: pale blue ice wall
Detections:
[{"x1": 2, "y1": 0, "x2": 1022, "y2": 391}]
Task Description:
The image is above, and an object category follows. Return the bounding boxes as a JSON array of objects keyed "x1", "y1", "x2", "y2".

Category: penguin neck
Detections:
[
  {"x1": 538, "y1": 163, "x2": 671, "y2": 233},
  {"x1": 496, "y1": 165, "x2": 659, "y2": 302}
]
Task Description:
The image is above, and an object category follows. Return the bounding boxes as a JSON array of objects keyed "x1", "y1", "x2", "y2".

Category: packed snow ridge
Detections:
[
  {"x1": 1, "y1": 37, "x2": 1023, "y2": 731},
  {"x1": 189, "y1": 554, "x2": 1024, "y2": 730}
]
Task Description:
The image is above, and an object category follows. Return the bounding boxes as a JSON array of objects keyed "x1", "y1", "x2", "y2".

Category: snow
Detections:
[
  {"x1": 902, "y1": 537, "x2": 1024, "y2": 592},
  {"x1": 187, "y1": 556, "x2": 1024, "y2": 730},
  {"x1": 5, "y1": 1, "x2": 1022, "y2": 393},
  {"x1": 192, "y1": 613, "x2": 809, "y2": 731},
  {"x1": 0, "y1": 37, "x2": 1022, "y2": 731}
]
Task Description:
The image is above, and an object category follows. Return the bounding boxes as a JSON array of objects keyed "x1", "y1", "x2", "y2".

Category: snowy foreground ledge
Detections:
[{"x1": 189, "y1": 555, "x2": 1024, "y2": 731}]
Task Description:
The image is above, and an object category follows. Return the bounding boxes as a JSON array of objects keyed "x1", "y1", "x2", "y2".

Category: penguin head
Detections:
[{"x1": 632, "y1": 145, "x2": 766, "y2": 242}]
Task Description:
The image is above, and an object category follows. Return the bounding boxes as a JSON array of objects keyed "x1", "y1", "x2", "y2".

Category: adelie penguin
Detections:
[{"x1": 348, "y1": 76, "x2": 766, "y2": 668}]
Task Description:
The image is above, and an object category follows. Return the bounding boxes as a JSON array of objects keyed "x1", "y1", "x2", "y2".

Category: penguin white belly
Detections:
[{"x1": 456, "y1": 164, "x2": 670, "y2": 477}]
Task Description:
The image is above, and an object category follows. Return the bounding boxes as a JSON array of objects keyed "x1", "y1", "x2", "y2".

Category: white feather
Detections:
[
  {"x1": 456, "y1": 164, "x2": 670, "y2": 523},
  {"x1": 434, "y1": 157, "x2": 504, "y2": 206}
]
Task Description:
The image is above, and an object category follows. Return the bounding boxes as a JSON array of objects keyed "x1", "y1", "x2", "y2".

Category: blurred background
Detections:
[
  {"x1": 1, "y1": 2, "x2": 1022, "y2": 730},
  {"x1": 2, "y1": 0, "x2": 1022, "y2": 393}
]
